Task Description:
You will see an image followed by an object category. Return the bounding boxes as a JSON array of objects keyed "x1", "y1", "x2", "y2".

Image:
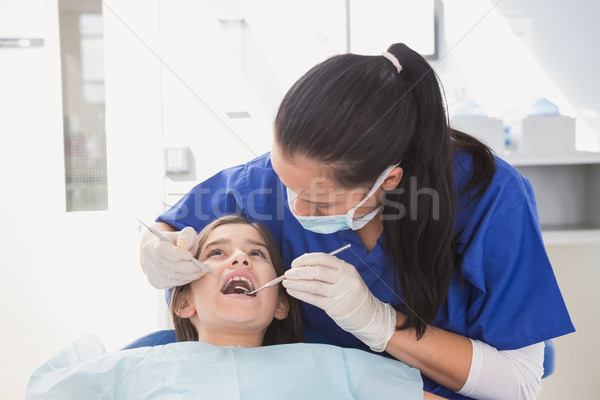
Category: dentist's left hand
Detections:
[{"x1": 283, "y1": 252, "x2": 397, "y2": 352}]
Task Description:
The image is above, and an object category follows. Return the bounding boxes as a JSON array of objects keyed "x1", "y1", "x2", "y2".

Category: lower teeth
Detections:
[{"x1": 234, "y1": 286, "x2": 250, "y2": 294}]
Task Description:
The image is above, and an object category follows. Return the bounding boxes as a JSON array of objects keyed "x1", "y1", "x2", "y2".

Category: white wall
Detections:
[
  {"x1": 495, "y1": 0, "x2": 600, "y2": 149},
  {"x1": 0, "y1": 1, "x2": 166, "y2": 398},
  {"x1": 154, "y1": 0, "x2": 274, "y2": 204},
  {"x1": 434, "y1": 0, "x2": 600, "y2": 151}
]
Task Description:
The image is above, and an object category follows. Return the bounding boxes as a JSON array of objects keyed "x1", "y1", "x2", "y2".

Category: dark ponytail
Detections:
[{"x1": 275, "y1": 43, "x2": 494, "y2": 338}]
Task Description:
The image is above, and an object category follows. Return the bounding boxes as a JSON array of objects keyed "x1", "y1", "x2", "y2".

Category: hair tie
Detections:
[{"x1": 381, "y1": 51, "x2": 402, "y2": 74}]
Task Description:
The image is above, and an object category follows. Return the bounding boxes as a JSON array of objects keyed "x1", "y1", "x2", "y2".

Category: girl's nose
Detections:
[{"x1": 230, "y1": 252, "x2": 250, "y2": 268}]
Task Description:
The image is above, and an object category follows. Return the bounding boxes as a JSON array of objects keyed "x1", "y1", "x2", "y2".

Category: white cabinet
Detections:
[{"x1": 502, "y1": 152, "x2": 600, "y2": 245}]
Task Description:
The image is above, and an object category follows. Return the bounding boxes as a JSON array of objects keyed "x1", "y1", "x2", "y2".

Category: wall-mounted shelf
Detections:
[
  {"x1": 541, "y1": 228, "x2": 600, "y2": 246},
  {"x1": 502, "y1": 151, "x2": 600, "y2": 166},
  {"x1": 501, "y1": 151, "x2": 600, "y2": 245}
]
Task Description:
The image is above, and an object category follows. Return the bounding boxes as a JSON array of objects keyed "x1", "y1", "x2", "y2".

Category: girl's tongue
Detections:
[{"x1": 221, "y1": 274, "x2": 256, "y2": 296}]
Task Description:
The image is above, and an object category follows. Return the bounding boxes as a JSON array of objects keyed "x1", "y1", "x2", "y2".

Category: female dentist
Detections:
[{"x1": 140, "y1": 43, "x2": 574, "y2": 399}]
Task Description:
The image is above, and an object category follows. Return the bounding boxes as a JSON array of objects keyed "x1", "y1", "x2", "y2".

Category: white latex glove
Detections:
[
  {"x1": 141, "y1": 227, "x2": 205, "y2": 289},
  {"x1": 282, "y1": 252, "x2": 397, "y2": 352}
]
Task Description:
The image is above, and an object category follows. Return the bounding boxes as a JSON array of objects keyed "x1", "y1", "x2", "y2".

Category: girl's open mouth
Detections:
[{"x1": 221, "y1": 274, "x2": 256, "y2": 296}]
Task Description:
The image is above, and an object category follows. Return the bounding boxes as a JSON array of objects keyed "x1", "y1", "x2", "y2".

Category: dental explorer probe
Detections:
[
  {"x1": 136, "y1": 218, "x2": 224, "y2": 283},
  {"x1": 244, "y1": 243, "x2": 352, "y2": 296}
]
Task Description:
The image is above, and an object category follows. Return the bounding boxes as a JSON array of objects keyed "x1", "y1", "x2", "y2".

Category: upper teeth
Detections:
[{"x1": 225, "y1": 276, "x2": 254, "y2": 291}]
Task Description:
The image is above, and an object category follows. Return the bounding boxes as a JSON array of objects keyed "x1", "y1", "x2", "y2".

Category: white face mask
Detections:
[{"x1": 287, "y1": 164, "x2": 399, "y2": 234}]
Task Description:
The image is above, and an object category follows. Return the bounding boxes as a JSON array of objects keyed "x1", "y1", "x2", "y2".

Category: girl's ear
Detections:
[
  {"x1": 274, "y1": 295, "x2": 289, "y2": 320},
  {"x1": 174, "y1": 294, "x2": 196, "y2": 319}
]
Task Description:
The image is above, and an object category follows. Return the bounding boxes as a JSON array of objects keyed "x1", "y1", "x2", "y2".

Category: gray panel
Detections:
[
  {"x1": 0, "y1": 38, "x2": 44, "y2": 47},
  {"x1": 518, "y1": 165, "x2": 587, "y2": 229},
  {"x1": 587, "y1": 164, "x2": 600, "y2": 228}
]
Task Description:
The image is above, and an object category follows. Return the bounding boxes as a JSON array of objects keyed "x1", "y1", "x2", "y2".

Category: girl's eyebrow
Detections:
[
  {"x1": 246, "y1": 239, "x2": 267, "y2": 248},
  {"x1": 203, "y1": 238, "x2": 267, "y2": 250},
  {"x1": 202, "y1": 238, "x2": 230, "y2": 249}
]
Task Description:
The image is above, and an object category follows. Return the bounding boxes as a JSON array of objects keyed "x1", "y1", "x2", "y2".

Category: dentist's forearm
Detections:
[{"x1": 385, "y1": 312, "x2": 472, "y2": 392}]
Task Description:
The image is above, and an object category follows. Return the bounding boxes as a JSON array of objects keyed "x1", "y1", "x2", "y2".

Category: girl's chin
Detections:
[
  {"x1": 212, "y1": 306, "x2": 269, "y2": 324},
  {"x1": 203, "y1": 294, "x2": 276, "y2": 327},
  {"x1": 202, "y1": 315, "x2": 272, "y2": 337}
]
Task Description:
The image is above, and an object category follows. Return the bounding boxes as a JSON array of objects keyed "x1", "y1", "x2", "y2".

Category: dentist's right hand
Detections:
[{"x1": 141, "y1": 226, "x2": 205, "y2": 289}]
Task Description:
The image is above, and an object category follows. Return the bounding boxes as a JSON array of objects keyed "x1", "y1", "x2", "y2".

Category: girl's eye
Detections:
[
  {"x1": 249, "y1": 249, "x2": 266, "y2": 258},
  {"x1": 207, "y1": 249, "x2": 224, "y2": 257}
]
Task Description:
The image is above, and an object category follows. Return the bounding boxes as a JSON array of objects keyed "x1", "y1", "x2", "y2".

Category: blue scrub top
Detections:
[{"x1": 158, "y1": 151, "x2": 574, "y2": 400}]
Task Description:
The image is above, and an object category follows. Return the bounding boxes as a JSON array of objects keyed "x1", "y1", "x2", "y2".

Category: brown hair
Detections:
[
  {"x1": 274, "y1": 43, "x2": 495, "y2": 338},
  {"x1": 170, "y1": 215, "x2": 303, "y2": 345}
]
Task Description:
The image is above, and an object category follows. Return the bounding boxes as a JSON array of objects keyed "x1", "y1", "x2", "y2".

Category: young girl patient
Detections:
[
  {"x1": 28, "y1": 216, "x2": 428, "y2": 399},
  {"x1": 170, "y1": 215, "x2": 303, "y2": 346}
]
